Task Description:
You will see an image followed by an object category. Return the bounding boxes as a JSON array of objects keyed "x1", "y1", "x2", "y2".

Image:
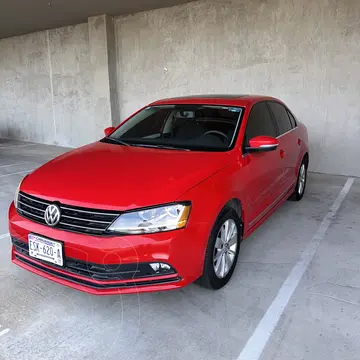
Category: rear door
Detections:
[
  {"x1": 286, "y1": 108, "x2": 302, "y2": 175},
  {"x1": 267, "y1": 101, "x2": 299, "y2": 190},
  {"x1": 242, "y1": 102, "x2": 283, "y2": 227}
]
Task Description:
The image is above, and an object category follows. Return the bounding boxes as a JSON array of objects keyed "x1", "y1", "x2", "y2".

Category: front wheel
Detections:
[{"x1": 196, "y1": 209, "x2": 242, "y2": 290}]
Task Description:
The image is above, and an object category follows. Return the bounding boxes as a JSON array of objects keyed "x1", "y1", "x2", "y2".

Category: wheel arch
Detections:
[
  {"x1": 223, "y1": 198, "x2": 245, "y2": 237},
  {"x1": 225, "y1": 198, "x2": 243, "y2": 220},
  {"x1": 296, "y1": 151, "x2": 309, "y2": 174},
  {"x1": 195, "y1": 197, "x2": 244, "y2": 289},
  {"x1": 303, "y1": 152, "x2": 309, "y2": 168}
]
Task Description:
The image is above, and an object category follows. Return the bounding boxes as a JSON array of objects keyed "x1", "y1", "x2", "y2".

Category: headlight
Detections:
[
  {"x1": 14, "y1": 182, "x2": 21, "y2": 209},
  {"x1": 107, "y1": 203, "x2": 191, "y2": 234},
  {"x1": 14, "y1": 176, "x2": 28, "y2": 209}
]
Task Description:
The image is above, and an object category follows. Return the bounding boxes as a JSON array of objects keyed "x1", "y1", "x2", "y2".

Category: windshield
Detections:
[{"x1": 103, "y1": 105, "x2": 243, "y2": 151}]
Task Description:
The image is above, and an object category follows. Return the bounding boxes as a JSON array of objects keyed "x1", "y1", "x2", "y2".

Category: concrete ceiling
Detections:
[{"x1": 0, "y1": 0, "x2": 194, "y2": 39}]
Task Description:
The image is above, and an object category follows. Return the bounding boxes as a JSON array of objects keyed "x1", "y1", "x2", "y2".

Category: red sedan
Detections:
[{"x1": 9, "y1": 95, "x2": 309, "y2": 295}]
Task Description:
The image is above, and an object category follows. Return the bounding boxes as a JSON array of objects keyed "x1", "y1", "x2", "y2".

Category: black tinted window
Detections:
[
  {"x1": 121, "y1": 109, "x2": 169, "y2": 138},
  {"x1": 244, "y1": 102, "x2": 277, "y2": 145},
  {"x1": 268, "y1": 102, "x2": 292, "y2": 134},
  {"x1": 287, "y1": 110, "x2": 297, "y2": 128},
  {"x1": 105, "y1": 105, "x2": 243, "y2": 151}
]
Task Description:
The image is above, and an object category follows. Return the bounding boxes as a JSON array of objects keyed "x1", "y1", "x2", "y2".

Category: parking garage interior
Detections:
[{"x1": 1, "y1": 1, "x2": 360, "y2": 360}]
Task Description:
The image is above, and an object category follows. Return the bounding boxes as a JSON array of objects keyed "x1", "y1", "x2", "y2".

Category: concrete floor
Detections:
[{"x1": 0, "y1": 139, "x2": 359, "y2": 360}]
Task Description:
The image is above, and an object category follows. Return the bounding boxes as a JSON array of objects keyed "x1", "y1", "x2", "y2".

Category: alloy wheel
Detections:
[
  {"x1": 213, "y1": 219, "x2": 238, "y2": 279},
  {"x1": 298, "y1": 164, "x2": 306, "y2": 195}
]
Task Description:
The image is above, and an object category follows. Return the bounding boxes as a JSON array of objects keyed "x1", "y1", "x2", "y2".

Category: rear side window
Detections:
[
  {"x1": 244, "y1": 102, "x2": 278, "y2": 146},
  {"x1": 268, "y1": 102, "x2": 292, "y2": 135},
  {"x1": 287, "y1": 110, "x2": 297, "y2": 128}
]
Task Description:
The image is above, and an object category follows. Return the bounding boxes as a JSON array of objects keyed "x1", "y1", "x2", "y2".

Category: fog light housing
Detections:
[{"x1": 150, "y1": 262, "x2": 174, "y2": 274}]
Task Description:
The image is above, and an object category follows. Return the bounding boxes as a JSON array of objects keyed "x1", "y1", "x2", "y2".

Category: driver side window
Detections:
[{"x1": 244, "y1": 102, "x2": 278, "y2": 147}]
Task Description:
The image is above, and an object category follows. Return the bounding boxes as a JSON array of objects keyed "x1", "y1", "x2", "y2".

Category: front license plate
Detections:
[{"x1": 28, "y1": 234, "x2": 64, "y2": 267}]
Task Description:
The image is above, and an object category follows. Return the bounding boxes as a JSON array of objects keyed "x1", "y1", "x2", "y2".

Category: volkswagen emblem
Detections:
[{"x1": 44, "y1": 204, "x2": 61, "y2": 226}]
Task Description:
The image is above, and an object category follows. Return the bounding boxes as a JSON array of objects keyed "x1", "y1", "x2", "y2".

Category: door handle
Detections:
[{"x1": 280, "y1": 149, "x2": 285, "y2": 158}]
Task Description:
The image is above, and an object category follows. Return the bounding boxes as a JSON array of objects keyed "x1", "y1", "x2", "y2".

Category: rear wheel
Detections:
[
  {"x1": 289, "y1": 158, "x2": 308, "y2": 201},
  {"x1": 196, "y1": 208, "x2": 242, "y2": 290}
]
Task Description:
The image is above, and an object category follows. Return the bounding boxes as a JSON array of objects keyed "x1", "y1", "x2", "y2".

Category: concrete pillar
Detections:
[{"x1": 88, "y1": 14, "x2": 119, "y2": 131}]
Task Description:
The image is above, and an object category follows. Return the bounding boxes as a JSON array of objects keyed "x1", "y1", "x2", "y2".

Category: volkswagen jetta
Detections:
[{"x1": 9, "y1": 95, "x2": 309, "y2": 295}]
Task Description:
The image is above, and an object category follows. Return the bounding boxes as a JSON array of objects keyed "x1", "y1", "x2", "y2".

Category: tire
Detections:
[
  {"x1": 196, "y1": 208, "x2": 242, "y2": 290},
  {"x1": 289, "y1": 158, "x2": 308, "y2": 201}
]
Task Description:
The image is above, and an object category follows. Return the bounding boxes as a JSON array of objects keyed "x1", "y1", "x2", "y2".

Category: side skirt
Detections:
[{"x1": 243, "y1": 182, "x2": 296, "y2": 239}]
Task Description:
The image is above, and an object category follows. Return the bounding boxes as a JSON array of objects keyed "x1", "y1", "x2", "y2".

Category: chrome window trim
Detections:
[
  {"x1": 276, "y1": 127, "x2": 297, "y2": 139},
  {"x1": 228, "y1": 108, "x2": 245, "y2": 149}
]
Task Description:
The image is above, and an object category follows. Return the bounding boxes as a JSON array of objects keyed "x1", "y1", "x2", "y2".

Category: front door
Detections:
[{"x1": 241, "y1": 102, "x2": 283, "y2": 228}]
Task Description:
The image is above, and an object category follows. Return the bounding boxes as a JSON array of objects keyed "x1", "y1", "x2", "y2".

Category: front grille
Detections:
[
  {"x1": 12, "y1": 237, "x2": 178, "y2": 286},
  {"x1": 17, "y1": 192, "x2": 120, "y2": 236}
]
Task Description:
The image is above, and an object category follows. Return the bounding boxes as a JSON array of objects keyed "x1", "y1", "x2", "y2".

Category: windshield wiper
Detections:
[
  {"x1": 132, "y1": 144, "x2": 190, "y2": 151},
  {"x1": 105, "y1": 137, "x2": 131, "y2": 147}
]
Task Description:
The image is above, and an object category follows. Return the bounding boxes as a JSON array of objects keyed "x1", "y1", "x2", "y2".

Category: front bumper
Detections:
[{"x1": 9, "y1": 202, "x2": 206, "y2": 295}]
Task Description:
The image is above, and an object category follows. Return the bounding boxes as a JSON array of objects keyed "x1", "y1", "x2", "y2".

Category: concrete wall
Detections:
[
  {"x1": 0, "y1": 16, "x2": 115, "y2": 148},
  {"x1": 49, "y1": 23, "x2": 94, "y2": 147},
  {"x1": 1, "y1": 0, "x2": 360, "y2": 176},
  {"x1": 116, "y1": 0, "x2": 360, "y2": 177},
  {"x1": 0, "y1": 31, "x2": 54, "y2": 143}
]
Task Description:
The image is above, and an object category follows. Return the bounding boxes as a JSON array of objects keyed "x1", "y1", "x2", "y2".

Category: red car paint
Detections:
[{"x1": 8, "y1": 95, "x2": 309, "y2": 295}]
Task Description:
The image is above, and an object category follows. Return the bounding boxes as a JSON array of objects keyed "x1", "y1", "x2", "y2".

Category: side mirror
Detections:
[
  {"x1": 245, "y1": 135, "x2": 279, "y2": 153},
  {"x1": 104, "y1": 127, "x2": 115, "y2": 137}
]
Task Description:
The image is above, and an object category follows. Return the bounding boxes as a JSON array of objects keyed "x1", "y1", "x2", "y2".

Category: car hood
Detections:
[{"x1": 21, "y1": 141, "x2": 230, "y2": 211}]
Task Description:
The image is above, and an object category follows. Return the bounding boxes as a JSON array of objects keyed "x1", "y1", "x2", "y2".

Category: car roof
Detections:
[{"x1": 149, "y1": 94, "x2": 282, "y2": 107}]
